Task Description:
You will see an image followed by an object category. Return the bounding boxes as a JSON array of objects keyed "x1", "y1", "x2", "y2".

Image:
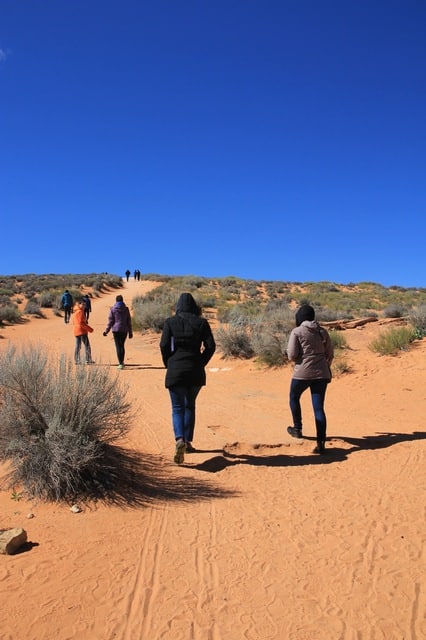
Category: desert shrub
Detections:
[
  {"x1": 368, "y1": 326, "x2": 417, "y2": 356},
  {"x1": 251, "y1": 327, "x2": 288, "y2": 366},
  {"x1": 250, "y1": 309, "x2": 293, "y2": 366},
  {"x1": 38, "y1": 290, "x2": 59, "y2": 308},
  {"x1": 23, "y1": 299, "x2": 45, "y2": 317},
  {"x1": 0, "y1": 345, "x2": 132, "y2": 501},
  {"x1": 409, "y1": 304, "x2": 426, "y2": 335},
  {"x1": 383, "y1": 303, "x2": 407, "y2": 318},
  {"x1": 216, "y1": 326, "x2": 254, "y2": 359},
  {"x1": 0, "y1": 304, "x2": 21, "y2": 324},
  {"x1": 132, "y1": 295, "x2": 175, "y2": 331},
  {"x1": 219, "y1": 302, "x2": 262, "y2": 325}
]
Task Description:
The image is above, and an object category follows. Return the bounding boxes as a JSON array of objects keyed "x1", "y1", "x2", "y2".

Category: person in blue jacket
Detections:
[
  {"x1": 103, "y1": 295, "x2": 133, "y2": 369},
  {"x1": 61, "y1": 289, "x2": 73, "y2": 324}
]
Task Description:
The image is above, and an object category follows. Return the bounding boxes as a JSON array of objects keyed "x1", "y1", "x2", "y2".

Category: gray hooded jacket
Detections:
[{"x1": 286, "y1": 320, "x2": 334, "y2": 380}]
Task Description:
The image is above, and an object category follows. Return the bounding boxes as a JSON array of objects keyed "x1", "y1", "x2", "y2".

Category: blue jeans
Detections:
[
  {"x1": 289, "y1": 378, "x2": 329, "y2": 443},
  {"x1": 168, "y1": 385, "x2": 201, "y2": 443}
]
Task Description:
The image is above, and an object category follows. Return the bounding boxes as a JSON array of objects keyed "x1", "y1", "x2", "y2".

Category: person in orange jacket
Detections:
[{"x1": 73, "y1": 300, "x2": 94, "y2": 364}]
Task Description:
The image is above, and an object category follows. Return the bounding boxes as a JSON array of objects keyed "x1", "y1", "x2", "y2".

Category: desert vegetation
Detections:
[
  {"x1": 0, "y1": 272, "x2": 425, "y2": 504},
  {"x1": 0, "y1": 272, "x2": 123, "y2": 322},
  {"x1": 0, "y1": 344, "x2": 132, "y2": 501},
  {"x1": 132, "y1": 275, "x2": 426, "y2": 368}
]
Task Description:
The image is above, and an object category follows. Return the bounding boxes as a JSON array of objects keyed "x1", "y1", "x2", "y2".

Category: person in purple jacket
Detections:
[{"x1": 103, "y1": 295, "x2": 133, "y2": 369}]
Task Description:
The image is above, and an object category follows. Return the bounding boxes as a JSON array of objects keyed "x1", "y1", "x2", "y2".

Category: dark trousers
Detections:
[
  {"x1": 289, "y1": 378, "x2": 329, "y2": 443},
  {"x1": 64, "y1": 305, "x2": 72, "y2": 323},
  {"x1": 113, "y1": 331, "x2": 127, "y2": 365}
]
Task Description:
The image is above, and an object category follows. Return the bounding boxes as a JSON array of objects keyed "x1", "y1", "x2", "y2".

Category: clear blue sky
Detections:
[{"x1": 1, "y1": 1, "x2": 425, "y2": 287}]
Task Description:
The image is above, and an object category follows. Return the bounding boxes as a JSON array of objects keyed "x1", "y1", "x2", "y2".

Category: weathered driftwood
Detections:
[{"x1": 322, "y1": 317, "x2": 379, "y2": 330}]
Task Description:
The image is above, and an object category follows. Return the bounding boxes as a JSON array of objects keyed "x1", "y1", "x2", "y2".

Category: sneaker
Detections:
[
  {"x1": 117, "y1": 364, "x2": 124, "y2": 370},
  {"x1": 287, "y1": 426, "x2": 303, "y2": 439},
  {"x1": 313, "y1": 441, "x2": 326, "y2": 454},
  {"x1": 185, "y1": 442, "x2": 196, "y2": 453},
  {"x1": 174, "y1": 440, "x2": 186, "y2": 465}
]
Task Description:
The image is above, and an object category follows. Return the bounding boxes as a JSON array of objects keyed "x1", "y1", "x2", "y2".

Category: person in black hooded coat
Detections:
[{"x1": 160, "y1": 292, "x2": 216, "y2": 464}]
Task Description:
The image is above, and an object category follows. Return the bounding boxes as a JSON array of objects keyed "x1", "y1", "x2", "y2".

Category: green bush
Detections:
[
  {"x1": 0, "y1": 345, "x2": 132, "y2": 501},
  {"x1": 368, "y1": 326, "x2": 417, "y2": 356}
]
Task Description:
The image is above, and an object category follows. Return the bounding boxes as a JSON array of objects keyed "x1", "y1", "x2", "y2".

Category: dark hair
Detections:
[
  {"x1": 116, "y1": 295, "x2": 123, "y2": 302},
  {"x1": 295, "y1": 304, "x2": 315, "y2": 327}
]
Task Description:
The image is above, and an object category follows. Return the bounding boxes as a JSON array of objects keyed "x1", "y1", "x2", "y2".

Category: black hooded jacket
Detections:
[{"x1": 160, "y1": 293, "x2": 216, "y2": 388}]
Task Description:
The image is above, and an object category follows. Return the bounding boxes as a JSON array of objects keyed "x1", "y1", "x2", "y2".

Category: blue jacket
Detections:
[{"x1": 61, "y1": 291, "x2": 73, "y2": 307}]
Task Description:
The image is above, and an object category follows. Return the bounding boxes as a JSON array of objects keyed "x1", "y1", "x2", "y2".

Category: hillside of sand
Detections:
[{"x1": 0, "y1": 277, "x2": 425, "y2": 640}]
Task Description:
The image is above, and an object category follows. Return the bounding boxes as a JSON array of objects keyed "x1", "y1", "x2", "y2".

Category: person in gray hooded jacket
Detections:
[
  {"x1": 160, "y1": 292, "x2": 215, "y2": 464},
  {"x1": 286, "y1": 304, "x2": 334, "y2": 453}
]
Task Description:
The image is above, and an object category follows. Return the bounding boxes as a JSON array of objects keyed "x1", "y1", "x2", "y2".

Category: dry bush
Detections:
[
  {"x1": 216, "y1": 326, "x2": 255, "y2": 359},
  {"x1": 368, "y1": 326, "x2": 417, "y2": 356},
  {"x1": 0, "y1": 344, "x2": 132, "y2": 501}
]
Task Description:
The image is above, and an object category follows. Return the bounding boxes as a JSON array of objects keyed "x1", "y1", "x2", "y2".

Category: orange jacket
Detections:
[{"x1": 73, "y1": 303, "x2": 94, "y2": 337}]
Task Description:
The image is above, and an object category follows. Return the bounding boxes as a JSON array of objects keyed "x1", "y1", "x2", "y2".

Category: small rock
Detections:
[
  {"x1": 70, "y1": 504, "x2": 82, "y2": 513},
  {"x1": 27, "y1": 513, "x2": 35, "y2": 519},
  {"x1": 0, "y1": 528, "x2": 28, "y2": 555}
]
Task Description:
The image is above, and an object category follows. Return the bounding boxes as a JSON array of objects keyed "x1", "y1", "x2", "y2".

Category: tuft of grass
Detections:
[
  {"x1": 368, "y1": 326, "x2": 417, "y2": 356},
  {"x1": 0, "y1": 344, "x2": 133, "y2": 502},
  {"x1": 329, "y1": 330, "x2": 348, "y2": 350},
  {"x1": 331, "y1": 355, "x2": 350, "y2": 376}
]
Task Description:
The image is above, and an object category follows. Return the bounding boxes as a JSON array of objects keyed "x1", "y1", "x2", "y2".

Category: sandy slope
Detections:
[{"x1": 0, "y1": 278, "x2": 425, "y2": 640}]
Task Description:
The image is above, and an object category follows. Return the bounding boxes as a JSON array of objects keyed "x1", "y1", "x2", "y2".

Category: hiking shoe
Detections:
[
  {"x1": 174, "y1": 440, "x2": 186, "y2": 465},
  {"x1": 313, "y1": 441, "x2": 326, "y2": 454},
  {"x1": 185, "y1": 442, "x2": 196, "y2": 453},
  {"x1": 117, "y1": 364, "x2": 124, "y2": 370},
  {"x1": 287, "y1": 426, "x2": 303, "y2": 439}
]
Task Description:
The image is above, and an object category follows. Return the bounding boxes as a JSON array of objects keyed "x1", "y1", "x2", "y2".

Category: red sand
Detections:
[{"x1": 1, "y1": 278, "x2": 425, "y2": 639}]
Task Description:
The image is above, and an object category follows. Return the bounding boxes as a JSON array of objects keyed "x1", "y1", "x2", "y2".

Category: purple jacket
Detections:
[{"x1": 105, "y1": 302, "x2": 133, "y2": 335}]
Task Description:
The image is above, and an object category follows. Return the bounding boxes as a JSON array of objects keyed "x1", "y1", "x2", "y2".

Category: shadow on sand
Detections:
[
  {"x1": 190, "y1": 431, "x2": 426, "y2": 473},
  {"x1": 79, "y1": 445, "x2": 239, "y2": 507}
]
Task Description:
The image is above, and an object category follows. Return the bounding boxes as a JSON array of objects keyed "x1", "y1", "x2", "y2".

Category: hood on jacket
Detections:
[{"x1": 175, "y1": 293, "x2": 200, "y2": 316}]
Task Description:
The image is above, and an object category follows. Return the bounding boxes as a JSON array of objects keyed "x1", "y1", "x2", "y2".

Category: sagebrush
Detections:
[{"x1": 0, "y1": 344, "x2": 132, "y2": 501}]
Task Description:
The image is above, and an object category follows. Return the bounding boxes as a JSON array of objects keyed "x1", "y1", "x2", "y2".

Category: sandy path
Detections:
[{"x1": 0, "y1": 278, "x2": 425, "y2": 639}]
